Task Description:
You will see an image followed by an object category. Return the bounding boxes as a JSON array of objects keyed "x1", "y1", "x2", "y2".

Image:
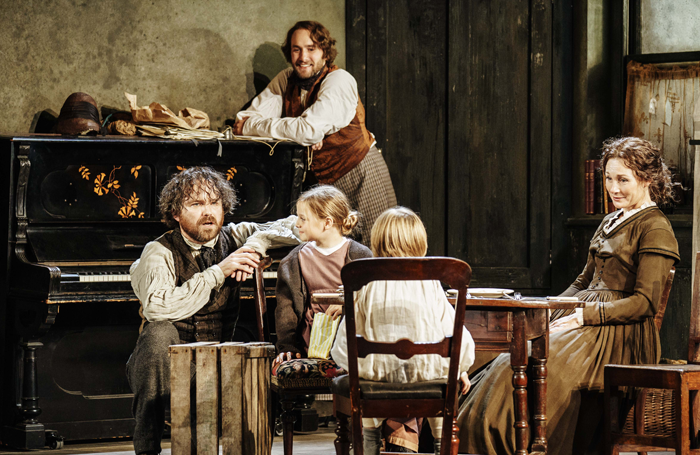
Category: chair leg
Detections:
[
  {"x1": 280, "y1": 395, "x2": 296, "y2": 455},
  {"x1": 334, "y1": 412, "x2": 352, "y2": 455},
  {"x1": 352, "y1": 410, "x2": 364, "y2": 455},
  {"x1": 450, "y1": 418, "x2": 459, "y2": 455}
]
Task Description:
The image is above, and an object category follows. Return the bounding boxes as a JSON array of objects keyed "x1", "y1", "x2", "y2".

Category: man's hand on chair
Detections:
[
  {"x1": 218, "y1": 247, "x2": 260, "y2": 281},
  {"x1": 273, "y1": 351, "x2": 301, "y2": 369}
]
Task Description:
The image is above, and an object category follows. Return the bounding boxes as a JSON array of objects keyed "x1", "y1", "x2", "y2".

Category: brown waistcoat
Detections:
[
  {"x1": 156, "y1": 226, "x2": 240, "y2": 342},
  {"x1": 283, "y1": 65, "x2": 373, "y2": 184}
]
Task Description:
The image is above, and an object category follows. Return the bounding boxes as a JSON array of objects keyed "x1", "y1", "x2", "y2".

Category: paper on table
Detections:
[
  {"x1": 547, "y1": 296, "x2": 579, "y2": 301},
  {"x1": 125, "y1": 92, "x2": 210, "y2": 129}
]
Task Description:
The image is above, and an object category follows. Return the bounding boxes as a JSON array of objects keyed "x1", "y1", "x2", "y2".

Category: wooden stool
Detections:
[{"x1": 169, "y1": 341, "x2": 276, "y2": 455}]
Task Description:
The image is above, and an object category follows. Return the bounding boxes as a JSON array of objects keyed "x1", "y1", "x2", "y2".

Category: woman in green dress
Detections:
[{"x1": 457, "y1": 137, "x2": 680, "y2": 455}]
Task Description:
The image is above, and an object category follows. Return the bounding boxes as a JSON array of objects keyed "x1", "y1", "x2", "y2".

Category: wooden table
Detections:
[{"x1": 461, "y1": 297, "x2": 583, "y2": 455}]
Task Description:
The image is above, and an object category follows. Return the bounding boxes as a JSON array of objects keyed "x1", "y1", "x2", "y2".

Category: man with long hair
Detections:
[
  {"x1": 234, "y1": 20, "x2": 396, "y2": 247},
  {"x1": 126, "y1": 167, "x2": 298, "y2": 455}
]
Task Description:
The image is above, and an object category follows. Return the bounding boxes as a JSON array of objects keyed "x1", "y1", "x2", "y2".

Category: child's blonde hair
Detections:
[
  {"x1": 370, "y1": 207, "x2": 428, "y2": 257},
  {"x1": 296, "y1": 185, "x2": 359, "y2": 236}
]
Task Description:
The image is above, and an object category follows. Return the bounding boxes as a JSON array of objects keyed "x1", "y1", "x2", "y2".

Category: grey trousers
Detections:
[{"x1": 126, "y1": 321, "x2": 181, "y2": 455}]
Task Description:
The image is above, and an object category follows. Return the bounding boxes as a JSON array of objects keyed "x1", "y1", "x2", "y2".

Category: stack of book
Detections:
[{"x1": 585, "y1": 159, "x2": 616, "y2": 215}]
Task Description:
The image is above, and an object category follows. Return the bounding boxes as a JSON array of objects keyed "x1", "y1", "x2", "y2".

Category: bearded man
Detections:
[
  {"x1": 126, "y1": 166, "x2": 298, "y2": 455},
  {"x1": 233, "y1": 20, "x2": 396, "y2": 246}
]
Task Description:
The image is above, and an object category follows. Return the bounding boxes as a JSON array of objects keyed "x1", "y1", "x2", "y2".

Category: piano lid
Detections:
[
  {"x1": 14, "y1": 137, "x2": 304, "y2": 224},
  {"x1": 6, "y1": 136, "x2": 305, "y2": 265}
]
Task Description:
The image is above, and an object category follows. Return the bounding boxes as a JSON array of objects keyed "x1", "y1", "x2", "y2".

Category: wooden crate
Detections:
[{"x1": 169, "y1": 341, "x2": 275, "y2": 455}]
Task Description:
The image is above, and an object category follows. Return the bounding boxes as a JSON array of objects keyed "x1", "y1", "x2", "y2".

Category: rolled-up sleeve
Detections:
[{"x1": 130, "y1": 242, "x2": 225, "y2": 322}]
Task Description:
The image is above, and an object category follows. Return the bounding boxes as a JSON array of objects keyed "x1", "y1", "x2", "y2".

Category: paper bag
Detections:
[
  {"x1": 125, "y1": 92, "x2": 210, "y2": 129},
  {"x1": 307, "y1": 312, "x2": 342, "y2": 359}
]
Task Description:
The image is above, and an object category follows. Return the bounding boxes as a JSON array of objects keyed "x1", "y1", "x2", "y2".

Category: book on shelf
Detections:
[
  {"x1": 585, "y1": 159, "x2": 614, "y2": 215},
  {"x1": 594, "y1": 161, "x2": 603, "y2": 214},
  {"x1": 601, "y1": 167, "x2": 616, "y2": 214},
  {"x1": 585, "y1": 160, "x2": 595, "y2": 214}
]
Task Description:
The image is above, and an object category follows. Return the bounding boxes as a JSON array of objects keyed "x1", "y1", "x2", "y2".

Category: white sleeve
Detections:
[
  {"x1": 330, "y1": 317, "x2": 349, "y2": 370},
  {"x1": 434, "y1": 282, "x2": 475, "y2": 374},
  {"x1": 130, "y1": 242, "x2": 226, "y2": 322},
  {"x1": 243, "y1": 215, "x2": 301, "y2": 257},
  {"x1": 242, "y1": 69, "x2": 359, "y2": 146},
  {"x1": 236, "y1": 68, "x2": 289, "y2": 122}
]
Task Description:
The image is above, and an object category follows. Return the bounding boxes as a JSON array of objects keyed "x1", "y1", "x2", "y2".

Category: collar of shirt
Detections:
[
  {"x1": 603, "y1": 201, "x2": 657, "y2": 234},
  {"x1": 182, "y1": 233, "x2": 219, "y2": 252},
  {"x1": 308, "y1": 237, "x2": 348, "y2": 256}
]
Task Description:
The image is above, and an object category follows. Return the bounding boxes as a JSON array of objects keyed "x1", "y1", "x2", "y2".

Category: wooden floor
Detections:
[
  {"x1": 0, "y1": 427, "x2": 337, "y2": 455},
  {"x1": 0, "y1": 428, "x2": 673, "y2": 455}
]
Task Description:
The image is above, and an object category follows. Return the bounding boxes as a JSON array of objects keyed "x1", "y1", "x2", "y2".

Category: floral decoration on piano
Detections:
[{"x1": 78, "y1": 165, "x2": 145, "y2": 218}]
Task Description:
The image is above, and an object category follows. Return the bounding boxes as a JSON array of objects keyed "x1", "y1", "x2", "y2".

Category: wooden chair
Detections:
[
  {"x1": 250, "y1": 247, "x2": 333, "y2": 455},
  {"x1": 604, "y1": 263, "x2": 696, "y2": 454},
  {"x1": 332, "y1": 257, "x2": 471, "y2": 455}
]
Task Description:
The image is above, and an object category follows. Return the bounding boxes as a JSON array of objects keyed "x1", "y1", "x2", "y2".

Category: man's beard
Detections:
[{"x1": 180, "y1": 215, "x2": 223, "y2": 243}]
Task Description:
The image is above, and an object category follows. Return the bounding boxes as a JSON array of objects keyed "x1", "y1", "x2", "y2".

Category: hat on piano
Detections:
[{"x1": 52, "y1": 92, "x2": 102, "y2": 135}]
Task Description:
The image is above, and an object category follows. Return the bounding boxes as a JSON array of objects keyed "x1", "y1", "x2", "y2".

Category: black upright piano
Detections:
[{"x1": 0, "y1": 134, "x2": 305, "y2": 449}]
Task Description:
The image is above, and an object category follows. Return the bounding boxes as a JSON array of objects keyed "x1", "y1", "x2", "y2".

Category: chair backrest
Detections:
[
  {"x1": 689, "y1": 252, "x2": 700, "y2": 363},
  {"x1": 253, "y1": 256, "x2": 273, "y2": 342},
  {"x1": 653, "y1": 267, "x2": 675, "y2": 331},
  {"x1": 340, "y1": 256, "x2": 471, "y2": 416}
]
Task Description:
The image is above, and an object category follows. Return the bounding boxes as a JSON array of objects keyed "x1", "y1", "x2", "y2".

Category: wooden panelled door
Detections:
[{"x1": 347, "y1": 0, "x2": 554, "y2": 291}]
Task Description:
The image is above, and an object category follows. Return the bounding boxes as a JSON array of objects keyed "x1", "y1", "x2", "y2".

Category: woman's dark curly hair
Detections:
[
  {"x1": 281, "y1": 21, "x2": 337, "y2": 67},
  {"x1": 158, "y1": 166, "x2": 237, "y2": 229},
  {"x1": 601, "y1": 136, "x2": 677, "y2": 206}
]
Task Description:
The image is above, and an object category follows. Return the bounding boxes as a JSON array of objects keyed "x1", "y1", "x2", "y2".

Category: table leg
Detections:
[
  {"x1": 510, "y1": 311, "x2": 529, "y2": 455},
  {"x1": 530, "y1": 331, "x2": 548, "y2": 454}
]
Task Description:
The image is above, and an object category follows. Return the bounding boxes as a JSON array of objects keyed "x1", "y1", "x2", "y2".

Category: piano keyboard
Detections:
[
  {"x1": 244, "y1": 271, "x2": 277, "y2": 281},
  {"x1": 62, "y1": 273, "x2": 131, "y2": 283},
  {"x1": 79, "y1": 273, "x2": 131, "y2": 282},
  {"x1": 63, "y1": 271, "x2": 275, "y2": 283}
]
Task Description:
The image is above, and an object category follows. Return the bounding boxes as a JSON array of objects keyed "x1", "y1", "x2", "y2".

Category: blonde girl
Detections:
[
  {"x1": 273, "y1": 185, "x2": 372, "y2": 366},
  {"x1": 331, "y1": 207, "x2": 475, "y2": 455}
]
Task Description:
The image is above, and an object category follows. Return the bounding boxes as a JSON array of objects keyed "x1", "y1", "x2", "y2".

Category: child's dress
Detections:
[
  {"x1": 298, "y1": 240, "x2": 350, "y2": 350},
  {"x1": 275, "y1": 238, "x2": 371, "y2": 356}
]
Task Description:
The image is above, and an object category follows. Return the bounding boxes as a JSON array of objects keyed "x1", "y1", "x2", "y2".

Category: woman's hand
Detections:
[
  {"x1": 549, "y1": 313, "x2": 581, "y2": 334},
  {"x1": 272, "y1": 351, "x2": 301, "y2": 369},
  {"x1": 459, "y1": 372, "x2": 471, "y2": 395},
  {"x1": 325, "y1": 305, "x2": 343, "y2": 320}
]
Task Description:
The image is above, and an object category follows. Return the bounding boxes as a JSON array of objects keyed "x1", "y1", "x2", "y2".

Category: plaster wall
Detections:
[
  {"x1": 0, "y1": 0, "x2": 345, "y2": 134},
  {"x1": 640, "y1": 0, "x2": 700, "y2": 54}
]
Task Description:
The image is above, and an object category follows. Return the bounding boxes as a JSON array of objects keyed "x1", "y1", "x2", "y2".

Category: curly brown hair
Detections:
[
  {"x1": 600, "y1": 136, "x2": 677, "y2": 206},
  {"x1": 158, "y1": 166, "x2": 238, "y2": 229},
  {"x1": 282, "y1": 21, "x2": 337, "y2": 67}
]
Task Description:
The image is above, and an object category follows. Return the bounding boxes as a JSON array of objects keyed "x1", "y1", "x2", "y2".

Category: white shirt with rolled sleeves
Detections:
[
  {"x1": 236, "y1": 67, "x2": 373, "y2": 147},
  {"x1": 130, "y1": 216, "x2": 299, "y2": 323}
]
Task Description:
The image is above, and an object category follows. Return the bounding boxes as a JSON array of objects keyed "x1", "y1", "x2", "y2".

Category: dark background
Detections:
[{"x1": 345, "y1": 0, "x2": 695, "y2": 361}]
